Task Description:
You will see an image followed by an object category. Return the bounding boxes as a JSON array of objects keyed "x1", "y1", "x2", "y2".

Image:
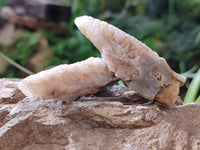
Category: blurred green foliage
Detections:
[
  {"x1": 0, "y1": 0, "x2": 200, "y2": 78},
  {"x1": 0, "y1": 0, "x2": 8, "y2": 10},
  {"x1": 12, "y1": 32, "x2": 42, "y2": 65},
  {"x1": 0, "y1": 32, "x2": 42, "y2": 77},
  {"x1": 44, "y1": 31, "x2": 99, "y2": 67}
]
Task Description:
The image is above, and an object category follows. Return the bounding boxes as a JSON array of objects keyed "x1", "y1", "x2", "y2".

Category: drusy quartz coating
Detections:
[
  {"x1": 75, "y1": 16, "x2": 186, "y2": 105},
  {"x1": 18, "y1": 57, "x2": 114, "y2": 100}
]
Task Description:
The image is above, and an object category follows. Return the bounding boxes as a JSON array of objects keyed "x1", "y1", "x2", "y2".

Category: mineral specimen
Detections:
[
  {"x1": 18, "y1": 57, "x2": 115, "y2": 100},
  {"x1": 75, "y1": 16, "x2": 186, "y2": 105}
]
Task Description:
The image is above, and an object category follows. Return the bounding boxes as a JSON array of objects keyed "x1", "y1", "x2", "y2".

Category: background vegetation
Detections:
[{"x1": 0, "y1": 0, "x2": 200, "y2": 102}]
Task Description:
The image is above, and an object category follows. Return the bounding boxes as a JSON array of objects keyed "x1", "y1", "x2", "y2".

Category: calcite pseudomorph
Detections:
[
  {"x1": 18, "y1": 57, "x2": 115, "y2": 100},
  {"x1": 75, "y1": 16, "x2": 186, "y2": 105}
]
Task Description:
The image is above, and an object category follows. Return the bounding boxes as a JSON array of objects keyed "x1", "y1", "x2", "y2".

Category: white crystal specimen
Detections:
[
  {"x1": 18, "y1": 57, "x2": 115, "y2": 100},
  {"x1": 75, "y1": 16, "x2": 186, "y2": 105}
]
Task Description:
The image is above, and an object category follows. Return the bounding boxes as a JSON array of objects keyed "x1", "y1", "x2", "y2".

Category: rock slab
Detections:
[{"x1": 0, "y1": 79, "x2": 200, "y2": 150}]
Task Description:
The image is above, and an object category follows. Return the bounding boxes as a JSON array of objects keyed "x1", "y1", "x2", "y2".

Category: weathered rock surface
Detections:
[
  {"x1": 75, "y1": 16, "x2": 186, "y2": 105},
  {"x1": 0, "y1": 78, "x2": 25, "y2": 104},
  {"x1": 0, "y1": 79, "x2": 200, "y2": 150}
]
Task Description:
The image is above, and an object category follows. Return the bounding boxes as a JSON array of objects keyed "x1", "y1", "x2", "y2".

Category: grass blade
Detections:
[
  {"x1": 0, "y1": 51, "x2": 34, "y2": 75},
  {"x1": 184, "y1": 68, "x2": 200, "y2": 103},
  {"x1": 196, "y1": 95, "x2": 200, "y2": 103}
]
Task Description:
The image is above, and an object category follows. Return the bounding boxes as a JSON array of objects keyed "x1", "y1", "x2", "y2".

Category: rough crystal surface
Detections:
[
  {"x1": 18, "y1": 57, "x2": 115, "y2": 101},
  {"x1": 75, "y1": 16, "x2": 186, "y2": 105}
]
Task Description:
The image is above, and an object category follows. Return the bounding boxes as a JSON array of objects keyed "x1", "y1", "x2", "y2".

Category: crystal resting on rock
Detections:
[
  {"x1": 18, "y1": 57, "x2": 115, "y2": 101},
  {"x1": 75, "y1": 16, "x2": 186, "y2": 105}
]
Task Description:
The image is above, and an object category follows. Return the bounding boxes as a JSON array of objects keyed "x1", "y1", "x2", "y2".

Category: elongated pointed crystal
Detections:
[
  {"x1": 18, "y1": 57, "x2": 115, "y2": 101},
  {"x1": 75, "y1": 16, "x2": 186, "y2": 105}
]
